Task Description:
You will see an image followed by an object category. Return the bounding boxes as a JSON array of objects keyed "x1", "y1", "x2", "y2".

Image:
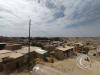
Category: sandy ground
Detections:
[
  {"x1": 0, "y1": 56, "x2": 100, "y2": 75},
  {"x1": 44, "y1": 57, "x2": 100, "y2": 75}
]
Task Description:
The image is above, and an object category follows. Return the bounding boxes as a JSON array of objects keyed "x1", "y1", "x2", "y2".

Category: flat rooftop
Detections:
[
  {"x1": 0, "y1": 50, "x2": 12, "y2": 54},
  {"x1": 56, "y1": 46, "x2": 74, "y2": 51},
  {"x1": 0, "y1": 50, "x2": 13, "y2": 62},
  {"x1": 74, "y1": 43, "x2": 83, "y2": 46},
  {"x1": 8, "y1": 52, "x2": 23, "y2": 59},
  {"x1": 0, "y1": 46, "x2": 48, "y2": 62},
  {"x1": 16, "y1": 46, "x2": 47, "y2": 54},
  {"x1": 0, "y1": 50, "x2": 23, "y2": 62}
]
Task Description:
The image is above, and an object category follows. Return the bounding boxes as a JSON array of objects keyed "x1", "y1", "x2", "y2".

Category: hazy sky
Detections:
[{"x1": 0, "y1": 0, "x2": 100, "y2": 37}]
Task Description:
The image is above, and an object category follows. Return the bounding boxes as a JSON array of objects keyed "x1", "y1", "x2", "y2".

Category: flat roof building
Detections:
[
  {"x1": 74, "y1": 42, "x2": 84, "y2": 53},
  {"x1": 5, "y1": 44, "x2": 22, "y2": 50},
  {"x1": 0, "y1": 46, "x2": 48, "y2": 72},
  {"x1": 0, "y1": 50, "x2": 12, "y2": 63},
  {"x1": 16, "y1": 46, "x2": 47, "y2": 55},
  {"x1": 55, "y1": 46, "x2": 75, "y2": 60}
]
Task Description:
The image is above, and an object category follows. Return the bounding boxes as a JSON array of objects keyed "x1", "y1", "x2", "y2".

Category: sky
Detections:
[{"x1": 0, "y1": 0, "x2": 100, "y2": 37}]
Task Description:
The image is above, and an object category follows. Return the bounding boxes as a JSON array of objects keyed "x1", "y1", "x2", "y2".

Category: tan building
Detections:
[
  {"x1": 5, "y1": 44, "x2": 22, "y2": 50},
  {"x1": 74, "y1": 42, "x2": 84, "y2": 52},
  {"x1": 16, "y1": 46, "x2": 48, "y2": 58},
  {"x1": 0, "y1": 50, "x2": 24, "y2": 72},
  {"x1": 3, "y1": 52, "x2": 24, "y2": 73},
  {"x1": 0, "y1": 46, "x2": 48, "y2": 72},
  {"x1": 54, "y1": 46, "x2": 75, "y2": 60}
]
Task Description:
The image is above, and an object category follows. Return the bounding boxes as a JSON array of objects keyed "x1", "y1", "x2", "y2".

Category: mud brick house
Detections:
[
  {"x1": 0, "y1": 50, "x2": 12, "y2": 71},
  {"x1": 54, "y1": 46, "x2": 75, "y2": 60},
  {"x1": 33, "y1": 48, "x2": 48, "y2": 59},
  {"x1": 0, "y1": 50, "x2": 24, "y2": 72},
  {"x1": 0, "y1": 45, "x2": 48, "y2": 72},
  {"x1": 74, "y1": 43, "x2": 84, "y2": 53},
  {"x1": 16, "y1": 46, "x2": 48, "y2": 64},
  {"x1": 16, "y1": 46, "x2": 47, "y2": 59},
  {"x1": 2, "y1": 52, "x2": 24, "y2": 73},
  {"x1": 5, "y1": 44, "x2": 22, "y2": 50}
]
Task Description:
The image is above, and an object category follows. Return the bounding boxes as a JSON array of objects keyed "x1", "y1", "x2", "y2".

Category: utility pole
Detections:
[{"x1": 28, "y1": 19, "x2": 31, "y2": 71}]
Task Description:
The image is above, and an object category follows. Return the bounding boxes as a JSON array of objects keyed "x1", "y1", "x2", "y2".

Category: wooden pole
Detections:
[{"x1": 28, "y1": 19, "x2": 31, "y2": 71}]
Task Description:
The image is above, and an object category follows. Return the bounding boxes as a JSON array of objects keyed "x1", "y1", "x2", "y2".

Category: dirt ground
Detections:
[
  {"x1": 0, "y1": 55, "x2": 100, "y2": 75},
  {"x1": 44, "y1": 57, "x2": 100, "y2": 75}
]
